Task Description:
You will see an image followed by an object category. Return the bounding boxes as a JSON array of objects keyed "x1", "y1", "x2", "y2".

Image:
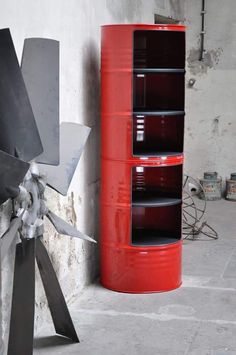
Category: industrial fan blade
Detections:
[
  {"x1": 21, "y1": 38, "x2": 60, "y2": 166},
  {"x1": 36, "y1": 238, "x2": 79, "y2": 342},
  {"x1": 0, "y1": 150, "x2": 29, "y2": 205},
  {"x1": 0, "y1": 28, "x2": 43, "y2": 162},
  {"x1": 7, "y1": 239, "x2": 35, "y2": 355},
  {"x1": 0, "y1": 212, "x2": 24, "y2": 262},
  {"x1": 46, "y1": 210, "x2": 96, "y2": 243},
  {"x1": 39, "y1": 123, "x2": 91, "y2": 195}
]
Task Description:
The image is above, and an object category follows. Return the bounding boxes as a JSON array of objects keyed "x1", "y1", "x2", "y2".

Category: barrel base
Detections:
[
  {"x1": 101, "y1": 241, "x2": 182, "y2": 294},
  {"x1": 101, "y1": 281, "x2": 182, "y2": 294}
]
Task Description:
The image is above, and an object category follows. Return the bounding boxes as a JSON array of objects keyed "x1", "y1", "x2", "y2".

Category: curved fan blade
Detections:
[
  {"x1": 0, "y1": 212, "x2": 24, "y2": 261},
  {"x1": 0, "y1": 28, "x2": 43, "y2": 162},
  {"x1": 21, "y1": 38, "x2": 60, "y2": 166},
  {"x1": 46, "y1": 210, "x2": 96, "y2": 243},
  {"x1": 0, "y1": 150, "x2": 29, "y2": 205},
  {"x1": 39, "y1": 123, "x2": 91, "y2": 195}
]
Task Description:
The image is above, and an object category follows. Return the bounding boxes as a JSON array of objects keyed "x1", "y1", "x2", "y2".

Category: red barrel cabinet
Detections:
[{"x1": 100, "y1": 24, "x2": 185, "y2": 293}]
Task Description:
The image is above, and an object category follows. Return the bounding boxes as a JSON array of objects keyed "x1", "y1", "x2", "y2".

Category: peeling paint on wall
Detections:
[
  {"x1": 0, "y1": 201, "x2": 15, "y2": 353},
  {"x1": 66, "y1": 192, "x2": 77, "y2": 226},
  {"x1": 187, "y1": 47, "x2": 223, "y2": 75}
]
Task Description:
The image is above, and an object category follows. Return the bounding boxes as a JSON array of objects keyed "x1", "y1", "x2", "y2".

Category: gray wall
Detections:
[
  {"x1": 0, "y1": 0, "x2": 235, "y2": 352},
  {"x1": 185, "y1": 0, "x2": 236, "y2": 180}
]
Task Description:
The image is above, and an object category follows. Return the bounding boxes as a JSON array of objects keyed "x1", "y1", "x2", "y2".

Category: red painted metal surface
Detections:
[{"x1": 100, "y1": 24, "x2": 185, "y2": 293}]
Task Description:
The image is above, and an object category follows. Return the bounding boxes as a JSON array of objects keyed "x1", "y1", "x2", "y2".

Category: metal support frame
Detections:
[{"x1": 7, "y1": 237, "x2": 79, "y2": 355}]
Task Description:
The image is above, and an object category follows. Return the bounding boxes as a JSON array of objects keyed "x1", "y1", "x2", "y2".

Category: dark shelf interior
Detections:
[
  {"x1": 133, "y1": 113, "x2": 184, "y2": 156},
  {"x1": 132, "y1": 204, "x2": 182, "y2": 246},
  {"x1": 131, "y1": 29, "x2": 185, "y2": 248},
  {"x1": 133, "y1": 72, "x2": 184, "y2": 111},
  {"x1": 132, "y1": 229, "x2": 180, "y2": 246},
  {"x1": 133, "y1": 151, "x2": 181, "y2": 157},
  {"x1": 132, "y1": 165, "x2": 183, "y2": 201},
  {"x1": 133, "y1": 30, "x2": 185, "y2": 69}
]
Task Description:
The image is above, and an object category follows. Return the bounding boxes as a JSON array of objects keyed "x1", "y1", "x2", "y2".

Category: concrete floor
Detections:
[{"x1": 34, "y1": 200, "x2": 236, "y2": 355}]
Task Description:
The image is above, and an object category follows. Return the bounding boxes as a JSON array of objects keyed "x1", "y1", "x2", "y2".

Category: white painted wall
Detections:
[
  {"x1": 0, "y1": 0, "x2": 177, "y2": 351},
  {"x1": 1, "y1": 0, "x2": 235, "y2": 352}
]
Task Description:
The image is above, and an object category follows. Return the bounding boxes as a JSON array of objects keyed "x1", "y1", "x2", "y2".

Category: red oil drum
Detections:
[{"x1": 100, "y1": 24, "x2": 185, "y2": 293}]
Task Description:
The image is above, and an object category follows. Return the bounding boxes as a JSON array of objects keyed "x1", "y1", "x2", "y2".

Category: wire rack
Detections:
[{"x1": 182, "y1": 174, "x2": 218, "y2": 240}]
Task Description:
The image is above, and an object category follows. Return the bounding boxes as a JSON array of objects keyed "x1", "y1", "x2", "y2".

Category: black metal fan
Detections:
[{"x1": 0, "y1": 28, "x2": 96, "y2": 355}]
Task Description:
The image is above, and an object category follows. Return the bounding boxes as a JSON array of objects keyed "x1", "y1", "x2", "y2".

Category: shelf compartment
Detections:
[
  {"x1": 132, "y1": 229, "x2": 180, "y2": 246},
  {"x1": 133, "y1": 113, "x2": 184, "y2": 156},
  {"x1": 133, "y1": 72, "x2": 184, "y2": 111},
  {"x1": 132, "y1": 204, "x2": 182, "y2": 246},
  {"x1": 133, "y1": 30, "x2": 185, "y2": 69},
  {"x1": 132, "y1": 165, "x2": 183, "y2": 201}
]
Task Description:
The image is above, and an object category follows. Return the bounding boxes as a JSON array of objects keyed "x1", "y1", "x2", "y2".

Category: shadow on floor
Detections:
[{"x1": 34, "y1": 335, "x2": 74, "y2": 349}]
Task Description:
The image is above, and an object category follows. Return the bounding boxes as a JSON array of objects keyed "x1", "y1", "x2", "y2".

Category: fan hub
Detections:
[{"x1": 14, "y1": 163, "x2": 47, "y2": 240}]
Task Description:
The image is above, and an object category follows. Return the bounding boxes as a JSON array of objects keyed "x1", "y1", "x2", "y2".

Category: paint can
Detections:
[
  {"x1": 199, "y1": 172, "x2": 222, "y2": 200},
  {"x1": 226, "y1": 173, "x2": 236, "y2": 201}
]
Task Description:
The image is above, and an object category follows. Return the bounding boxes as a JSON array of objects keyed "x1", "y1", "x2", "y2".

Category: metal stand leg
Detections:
[
  {"x1": 7, "y1": 239, "x2": 36, "y2": 355},
  {"x1": 35, "y1": 237, "x2": 79, "y2": 342}
]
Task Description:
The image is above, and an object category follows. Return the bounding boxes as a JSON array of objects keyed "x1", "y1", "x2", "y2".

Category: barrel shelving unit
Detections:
[{"x1": 101, "y1": 24, "x2": 185, "y2": 293}]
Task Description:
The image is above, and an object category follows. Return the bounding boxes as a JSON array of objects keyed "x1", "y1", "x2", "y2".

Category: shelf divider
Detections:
[
  {"x1": 134, "y1": 68, "x2": 185, "y2": 74},
  {"x1": 133, "y1": 110, "x2": 185, "y2": 116},
  {"x1": 132, "y1": 196, "x2": 182, "y2": 207}
]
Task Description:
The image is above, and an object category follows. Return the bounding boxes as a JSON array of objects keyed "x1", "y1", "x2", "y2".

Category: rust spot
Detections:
[{"x1": 212, "y1": 116, "x2": 220, "y2": 136}]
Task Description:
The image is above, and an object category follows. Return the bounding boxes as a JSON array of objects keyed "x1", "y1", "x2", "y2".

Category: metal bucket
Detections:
[
  {"x1": 199, "y1": 172, "x2": 222, "y2": 200},
  {"x1": 226, "y1": 173, "x2": 236, "y2": 201}
]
